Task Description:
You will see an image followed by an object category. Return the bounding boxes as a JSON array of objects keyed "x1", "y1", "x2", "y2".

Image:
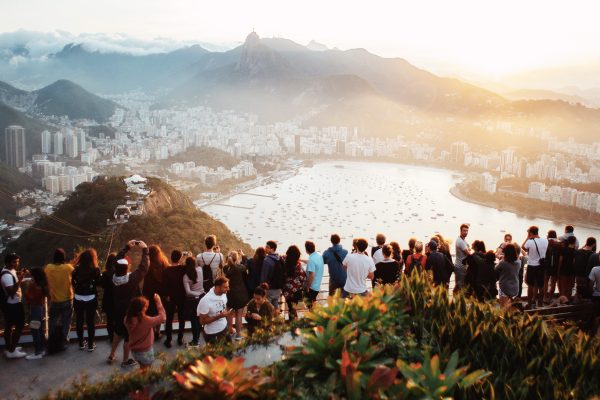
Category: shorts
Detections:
[
  {"x1": 113, "y1": 313, "x2": 129, "y2": 341},
  {"x1": 132, "y1": 347, "x2": 155, "y2": 366},
  {"x1": 525, "y1": 265, "x2": 545, "y2": 288},
  {"x1": 2, "y1": 302, "x2": 25, "y2": 327}
]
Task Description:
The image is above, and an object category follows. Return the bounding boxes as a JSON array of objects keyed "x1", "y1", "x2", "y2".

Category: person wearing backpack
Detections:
[
  {"x1": 404, "y1": 242, "x2": 427, "y2": 275},
  {"x1": 1, "y1": 252, "x2": 27, "y2": 359},
  {"x1": 260, "y1": 240, "x2": 283, "y2": 309},
  {"x1": 196, "y1": 235, "x2": 224, "y2": 287},
  {"x1": 72, "y1": 248, "x2": 101, "y2": 352},
  {"x1": 322, "y1": 234, "x2": 348, "y2": 296}
]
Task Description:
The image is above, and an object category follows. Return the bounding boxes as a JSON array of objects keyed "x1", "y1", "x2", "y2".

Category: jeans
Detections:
[
  {"x1": 49, "y1": 300, "x2": 73, "y2": 342},
  {"x1": 267, "y1": 289, "x2": 282, "y2": 310},
  {"x1": 164, "y1": 299, "x2": 185, "y2": 342},
  {"x1": 184, "y1": 297, "x2": 202, "y2": 344},
  {"x1": 74, "y1": 298, "x2": 97, "y2": 347},
  {"x1": 30, "y1": 305, "x2": 46, "y2": 354}
]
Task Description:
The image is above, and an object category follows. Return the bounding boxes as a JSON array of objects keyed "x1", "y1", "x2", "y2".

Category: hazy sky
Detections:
[{"x1": 4, "y1": 0, "x2": 600, "y2": 79}]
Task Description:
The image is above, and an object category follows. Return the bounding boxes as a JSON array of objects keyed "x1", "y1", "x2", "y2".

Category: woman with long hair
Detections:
[
  {"x1": 389, "y1": 241, "x2": 402, "y2": 265},
  {"x1": 282, "y1": 245, "x2": 306, "y2": 321},
  {"x1": 143, "y1": 245, "x2": 169, "y2": 339},
  {"x1": 495, "y1": 243, "x2": 521, "y2": 309},
  {"x1": 245, "y1": 247, "x2": 266, "y2": 298},
  {"x1": 72, "y1": 248, "x2": 101, "y2": 351},
  {"x1": 223, "y1": 251, "x2": 248, "y2": 340},
  {"x1": 182, "y1": 256, "x2": 204, "y2": 346},
  {"x1": 124, "y1": 294, "x2": 165, "y2": 370}
]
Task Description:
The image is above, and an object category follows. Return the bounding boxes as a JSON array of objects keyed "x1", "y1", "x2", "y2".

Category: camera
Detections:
[{"x1": 134, "y1": 240, "x2": 141, "y2": 246}]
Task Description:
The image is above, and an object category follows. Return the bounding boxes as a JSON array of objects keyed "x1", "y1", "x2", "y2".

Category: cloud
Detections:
[{"x1": 0, "y1": 30, "x2": 236, "y2": 59}]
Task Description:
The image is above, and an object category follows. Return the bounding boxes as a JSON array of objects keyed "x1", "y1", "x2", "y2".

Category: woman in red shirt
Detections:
[{"x1": 124, "y1": 293, "x2": 166, "y2": 370}]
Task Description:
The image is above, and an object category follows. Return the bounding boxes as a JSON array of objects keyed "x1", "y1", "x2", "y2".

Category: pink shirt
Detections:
[{"x1": 125, "y1": 302, "x2": 166, "y2": 352}]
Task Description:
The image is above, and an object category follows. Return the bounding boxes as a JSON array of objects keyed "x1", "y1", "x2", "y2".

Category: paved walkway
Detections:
[{"x1": 0, "y1": 335, "x2": 195, "y2": 400}]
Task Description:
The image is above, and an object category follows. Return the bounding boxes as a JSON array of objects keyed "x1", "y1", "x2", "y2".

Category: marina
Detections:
[{"x1": 202, "y1": 161, "x2": 598, "y2": 252}]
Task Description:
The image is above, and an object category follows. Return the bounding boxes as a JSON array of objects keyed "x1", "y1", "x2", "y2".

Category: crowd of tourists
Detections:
[{"x1": 2, "y1": 225, "x2": 600, "y2": 368}]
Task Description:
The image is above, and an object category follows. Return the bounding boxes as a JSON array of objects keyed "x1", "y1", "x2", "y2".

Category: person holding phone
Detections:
[{"x1": 197, "y1": 276, "x2": 231, "y2": 344}]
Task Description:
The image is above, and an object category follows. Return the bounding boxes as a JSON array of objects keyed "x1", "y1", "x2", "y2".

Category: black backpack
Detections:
[
  {"x1": 0, "y1": 270, "x2": 16, "y2": 309},
  {"x1": 271, "y1": 258, "x2": 286, "y2": 290}
]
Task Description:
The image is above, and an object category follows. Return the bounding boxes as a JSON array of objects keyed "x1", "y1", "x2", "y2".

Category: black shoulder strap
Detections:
[{"x1": 532, "y1": 239, "x2": 542, "y2": 258}]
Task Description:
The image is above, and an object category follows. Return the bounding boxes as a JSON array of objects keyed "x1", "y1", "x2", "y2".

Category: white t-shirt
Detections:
[
  {"x1": 1, "y1": 268, "x2": 21, "y2": 304},
  {"x1": 372, "y1": 248, "x2": 384, "y2": 265},
  {"x1": 343, "y1": 253, "x2": 375, "y2": 294},
  {"x1": 196, "y1": 251, "x2": 224, "y2": 282},
  {"x1": 523, "y1": 238, "x2": 549, "y2": 267},
  {"x1": 589, "y1": 266, "x2": 600, "y2": 297},
  {"x1": 455, "y1": 237, "x2": 470, "y2": 268},
  {"x1": 196, "y1": 287, "x2": 228, "y2": 334}
]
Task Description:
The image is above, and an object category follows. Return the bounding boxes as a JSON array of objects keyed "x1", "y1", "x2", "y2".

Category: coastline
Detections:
[{"x1": 449, "y1": 184, "x2": 600, "y2": 231}]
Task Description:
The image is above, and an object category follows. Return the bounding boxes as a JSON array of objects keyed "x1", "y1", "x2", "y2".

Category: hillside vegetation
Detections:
[{"x1": 4, "y1": 176, "x2": 250, "y2": 266}]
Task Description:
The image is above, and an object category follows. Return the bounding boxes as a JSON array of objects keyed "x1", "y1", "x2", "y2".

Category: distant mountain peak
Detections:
[
  {"x1": 236, "y1": 31, "x2": 293, "y2": 79},
  {"x1": 307, "y1": 40, "x2": 328, "y2": 51},
  {"x1": 244, "y1": 31, "x2": 261, "y2": 47}
]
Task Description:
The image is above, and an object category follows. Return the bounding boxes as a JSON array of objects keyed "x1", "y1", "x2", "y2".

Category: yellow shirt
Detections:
[{"x1": 45, "y1": 263, "x2": 75, "y2": 302}]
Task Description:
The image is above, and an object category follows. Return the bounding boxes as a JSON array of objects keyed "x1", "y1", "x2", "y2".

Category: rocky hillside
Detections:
[{"x1": 4, "y1": 176, "x2": 251, "y2": 266}]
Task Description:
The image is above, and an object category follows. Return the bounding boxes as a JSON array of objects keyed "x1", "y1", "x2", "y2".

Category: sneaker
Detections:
[
  {"x1": 163, "y1": 339, "x2": 172, "y2": 348},
  {"x1": 87, "y1": 343, "x2": 97, "y2": 352},
  {"x1": 6, "y1": 349, "x2": 27, "y2": 359},
  {"x1": 79, "y1": 340, "x2": 88, "y2": 350},
  {"x1": 185, "y1": 341, "x2": 199, "y2": 349},
  {"x1": 121, "y1": 359, "x2": 138, "y2": 368},
  {"x1": 234, "y1": 333, "x2": 244, "y2": 341},
  {"x1": 26, "y1": 353, "x2": 44, "y2": 360}
]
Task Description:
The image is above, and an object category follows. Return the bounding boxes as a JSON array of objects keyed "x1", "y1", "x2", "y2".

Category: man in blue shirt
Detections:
[
  {"x1": 305, "y1": 241, "x2": 324, "y2": 309},
  {"x1": 322, "y1": 234, "x2": 348, "y2": 296}
]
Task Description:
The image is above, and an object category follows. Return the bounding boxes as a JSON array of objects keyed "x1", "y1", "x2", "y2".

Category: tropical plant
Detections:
[{"x1": 173, "y1": 356, "x2": 272, "y2": 399}]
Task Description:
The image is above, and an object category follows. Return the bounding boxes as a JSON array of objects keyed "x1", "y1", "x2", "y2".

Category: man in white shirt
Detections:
[
  {"x1": 342, "y1": 238, "x2": 375, "y2": 298},
  {"x1": 196, "y1": 235, "x2": 224, "y2": 287},
  {"x1": 1, "y1": 253, "x2": 27, "y2": 358},
  {"x1": 454, "y1": 224, "x2": 472, "y2": 292},
  {"x1": 522, "y1": 226, "x2": 549, "y2": 308},
  {"x1": 197, "y1": 277, "x2": 232, "y2": 344}
]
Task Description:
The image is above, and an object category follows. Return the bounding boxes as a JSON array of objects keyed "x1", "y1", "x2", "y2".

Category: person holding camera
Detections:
[
  {"x1": 108, "y1": 240, "x2": 149, "y2": 368},
  {"x1": 522, "y1": 226, "x2": 549, "y2": 308},
  {"x1": 1, "y1": 253, "x2": 27, "y2": 358}
]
